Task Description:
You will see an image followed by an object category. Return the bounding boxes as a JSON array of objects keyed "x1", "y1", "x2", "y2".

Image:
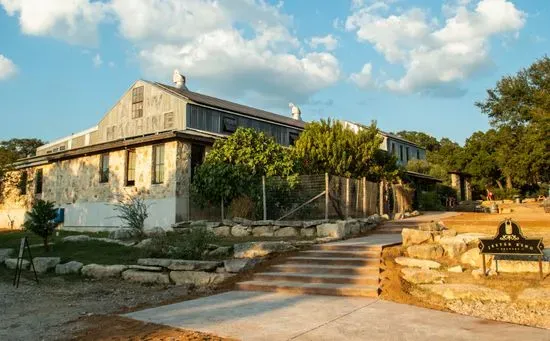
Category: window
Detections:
[
  {"x1": 399, "y1": 145, "x2": 403, "y2": 161},
  {"x1": 99, "y1": 153, "x2": 109, "y2": 183},
  {"x1": 222, "y1": 116, "x2": 237, "y2": 133},
  {"x1": 289, "y1": 132, "x2": 299, "y2": 146},
  {"x1": 126, "y1": 149, "x2": 136, "y2": 186},
  {"x1": 132, "y1": 86, "x2": 144, "y2": 118},
  {"x1": 18, "y1": 171, "x2": 28, "y2": 195},
  {"x1": 35, "y1": 169, "x2": 43, "y2": 194},
  {"x1": 406, "y1": 147, "x2": 410, "y2": 162},
  {"x1": 152, "y1": 144, "x2": 165, "y2": 184},
  {"x1": 417, "y1": 150, "x2": 420, "y2": 159},
  {"x1": 391, "y1": 142, "x2": 396, "y2": 156},
  {"x1": 191, "y1": 144, "x2": 205, "y2": 180}
]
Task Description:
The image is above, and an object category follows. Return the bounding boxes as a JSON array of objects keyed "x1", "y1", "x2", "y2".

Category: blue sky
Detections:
[{"x1": 0, "y1": 0, "x2": 548, "y2": 145}]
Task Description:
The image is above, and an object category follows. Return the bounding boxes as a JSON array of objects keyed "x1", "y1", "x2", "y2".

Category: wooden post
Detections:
[
  {"x1": 325, "y1": 173, "x2": 329, "y2": 220},
  {"x1": 540, "y1": 255, "x2": 544, "y2": 280},
  {"x1": 379, "y1": 181, "x2": 385, "y2": 215},
  {"x1": 362, "y1": 177, "x2": 367, "y2": 217},
  {"x1": 482, "y1": 254, "x2": 487, "y2": 276},
  {"x1": 262, "y1": 176, "x2": 267, "y2": 221},
  {"x1": 345, "y1": 178, "x2": 350, "y2": 218}
]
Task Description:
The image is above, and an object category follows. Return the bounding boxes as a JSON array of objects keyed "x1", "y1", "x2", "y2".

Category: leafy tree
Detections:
[
  {"x1": 206, "y1": 127, "x2": 295, "y2": 177},
  {"x1": 293, "y1": 119, "x2": 399, "y2": 181},
  {"x1": 405, "y1": 159, "x2": 432, "y2": 175},
  {"x1": 22, "y1": 200, "x2": 58, "y2": 251},
  {"x1": 0, "y1": 138, "x2": 45, "y2": 178},
  {"x1": 395, "y1": 131, "x2": 440, "y2": 152},
  {"x1": 461, "y1": 130, "x2": 503, "y2": 190}
]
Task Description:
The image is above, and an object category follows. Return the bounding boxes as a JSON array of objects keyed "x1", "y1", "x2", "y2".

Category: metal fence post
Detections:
[
  {"x1": 345, "y1": 177, "x2": 350, "y2": 219},
  {"x1": 325, "y1": 173, "x2": 329, "y2": 220},
  {"x1": 262, "y1": 176, "x2": 267, "y2": 221}
]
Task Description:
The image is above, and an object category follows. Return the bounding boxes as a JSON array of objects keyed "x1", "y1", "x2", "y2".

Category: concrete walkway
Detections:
[{"x1": 125, "y1": 291, "x2": 550, "y2": 341}]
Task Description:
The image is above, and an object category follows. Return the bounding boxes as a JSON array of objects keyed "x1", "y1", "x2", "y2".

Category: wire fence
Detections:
[{"x1": 189, "y1": 173, "x2": 380, "y2": 221}]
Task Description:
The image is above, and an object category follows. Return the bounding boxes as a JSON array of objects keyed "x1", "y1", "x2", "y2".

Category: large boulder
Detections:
[
  {"x1": 122, "y1": 270, "x2": 170, "y2": 284},
  {"x1": 367, "y1": 214, "x2": 381, "y2": 224},
  {"x1": 62, "y1": 235, "x2": 91, "y2": 242},
  {"x1": 420, "y1": 284, "x2": 511, "y2": 302},
  {"x1": 145, "y1": 227, "x2": 166, "y2": 237},
  {"x1": 134, "y1": 238, "x2": 153, "y2": 249},
  {"x1": 232, "y1": 217, "x2": 253, "y2": 226},
  {"x1": 274, "y1": 227, "x2": 299, "y2": 237},
  {"x1": 438, "y1": 236, "x2": 467, "y2": 259},
  {"x1": 55, "y1": 261, "x2": 83, "y2": 275},
  {"x1": 4, "y1": 258, "x2": 29, "y2": 270},
  {"x1": 273, "y1": 220, "x2": 303, "y2": 227},
  {"x1": 303, "y1": 219, "x2": 328, "y2": 228},
  {"x1": 395, "y1": 257, "x2": 441, "y2": 269},
  {"x1": 406, "y1": 244, "x2": 444, "y2": 260},
  {"x1": 0, "y1": 248, "x2": 14, "y2": 263},
  {"x1": 456, "y1": 233, "x2": 491, "y2": 246},
  {"x1": 81, "y1": 264, "x2": 128, "y2": 278},
  {"x1": 231, "y1": 225, "x2": 251, "y2": 237},
  {"x1": 401, "y1": 267, "x2": 447, "y2": 284},
  {"x1": 301, "y1": 227, "x2": 317, "y2": 238},
  {"x1": 402, "y1": 228, "x2": 433, "y2": 247},
  {"x1": 169, "y1": 271, "x2": 232, "y2": 287},
  {"x1": 167, "y1": 260, "x2": 222, "y2": 271},
  {"x1": 418, "y1": 222, "x2": 445, "y2": 232},
  {"x1": 212, "y1": 226, "x2": 231, "y2": 237},
  {"x1": 137, "y1": 258, "x2": 172, "y2": 267},
  {"x1": 33, "y1": 257, "x2": 61, "y2": 274},
  {"x1": 208, "y1": 246, "x2": 232, "y2": 258},
  {"x1": 233, "y1": 241, "x2": 296, "y2": 258},
  {"x1": 460, "y1": 248, "x2": 493, "y2": 268},
  {"x1": 224, "y1": 258, "x2": 260, "y2": 273},
  {"x1": 447, "y1": 265, "x2": 463, "y2": 273},
  {"x1": 490, "y1": 260, "x2": 550, "y2": 273},
  {"x1": 108, "y1": 228, "x2": 135, "y2": 240},
  {"x1": 128, "y1": 265, "x2": 163, "y2": 271},
  {"x1": 252, "y1": 226, "x2": 274, "y2": 237}
]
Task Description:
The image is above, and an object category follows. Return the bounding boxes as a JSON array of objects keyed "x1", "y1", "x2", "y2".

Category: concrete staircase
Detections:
[{"x1": 236, "y1": 243, "x2": 384, "y2": 297}]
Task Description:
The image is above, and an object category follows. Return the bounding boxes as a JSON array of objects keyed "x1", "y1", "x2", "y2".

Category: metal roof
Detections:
[{"x1": 153, "y1": 82, "x2": 306, "y2": 130}]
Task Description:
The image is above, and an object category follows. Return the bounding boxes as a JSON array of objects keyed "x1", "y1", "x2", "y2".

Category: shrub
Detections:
[
  {"x1": 228, "y1": 195, "x2": 257, "y2": 219},
  {"x1": 418, "y1": 191, "x2": 444, "y2": 211},
  {"x1": 113, "y1": 195, "x2": 149, "y2": 240},
  {"x1": 142, "y1": 228, "x2": 217, "y2": 260},
  {"x1": 492, "y1": 188, "x2": 520, "y2": 200},
  {"x1": 23, "y1": 199, "x2": 58, "y2": 251}
]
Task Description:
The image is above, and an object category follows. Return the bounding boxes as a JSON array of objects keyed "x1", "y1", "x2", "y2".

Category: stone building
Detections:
[{"x1": 0, "y1": 75, "x2": 304, "y2": 230}]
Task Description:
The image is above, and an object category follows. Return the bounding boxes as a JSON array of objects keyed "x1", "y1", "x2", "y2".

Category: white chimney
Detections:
[
  {"x1": 173, "y1": 69, "x2": 187, "y2": 90},
  {"x1": 289, "y1": 102, "x2": 302, "y2": 121}
]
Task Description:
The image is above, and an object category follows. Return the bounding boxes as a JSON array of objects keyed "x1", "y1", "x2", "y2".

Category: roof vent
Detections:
[
  {"x1": 173, "y1": 69, "x2": 187, "y2": 90},
  {"x1": 289, "y1": 102, "x2": 302, "y2": 121}
]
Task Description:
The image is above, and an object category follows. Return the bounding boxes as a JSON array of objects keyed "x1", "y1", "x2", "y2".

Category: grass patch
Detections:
[{"x1": 0, "y1": 230, "x2": 109, "y2": 249}]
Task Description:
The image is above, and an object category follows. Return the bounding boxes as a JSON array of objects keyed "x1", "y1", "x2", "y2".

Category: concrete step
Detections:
[
  {"x1": 311, "y1": 244, "x2": 383, "y2": 252},
  {"x1": 236, "y1": 280, "x2": 379, "y2": 297},
  {"x1": 288, "y1": 256, "x2": 380, "y2": 266},
  {"x1": 299, "y1": 250, "x2": 380, "y2": 258},
  {"x1": 272, "y1": 263, "x2": 380, "y2": 276},
  {"x1": 254, "y1": 272, "x2": 379, "y2": 285}
]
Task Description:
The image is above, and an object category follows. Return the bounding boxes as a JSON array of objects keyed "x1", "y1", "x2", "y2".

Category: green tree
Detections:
[
  {"x1": 461, "y1": 130, "x2": 503, "y2": 190},
  {"x1": 395, "y1": 131, "x2": 440, "y2": 152},
  {"x1": 22, "y1": 200, "x2": 58, "y2": 251},
  {"x1": 0, "y1": 138, "x2": 45, "y2": 178},
  {"x1": 293, "y1": 119, "x2": 399, "y2": 181}
]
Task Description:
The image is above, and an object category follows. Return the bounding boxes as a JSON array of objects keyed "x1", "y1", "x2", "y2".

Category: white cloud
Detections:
[
  {"x1": 350, "y1": 63, "x2": 374, "y2": 89},
  {"x1": 308, "y1": 34, "x2": 338, "y2": 51},
  {"x1": 0, "y1": 0, "x2": 107, "y2": 45},
  {"x1": 92, "y1": 53, "x2": 102, "y2": 67},
  {"x1": 346, "y1": 0, "x2": 526, "y2": 95},
  {"x1": 0, "y1": 54, "x2": 17, "y2": 80}
]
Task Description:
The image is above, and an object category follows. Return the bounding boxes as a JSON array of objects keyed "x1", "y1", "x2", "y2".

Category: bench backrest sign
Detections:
[{"x1": 479, "y1": 219, "x2": 544, "y2": 256}]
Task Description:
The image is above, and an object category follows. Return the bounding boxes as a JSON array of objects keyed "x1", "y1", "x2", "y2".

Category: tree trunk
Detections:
[
  {"x1": 506, "y1": 175, "x2": 513, "y2": 189},
  {"x1": 496, "y1": 180, "x2": 504, "y2": 190},
  {"x1": 43, "y1": 236, "x2": 49, "y2": 252}
]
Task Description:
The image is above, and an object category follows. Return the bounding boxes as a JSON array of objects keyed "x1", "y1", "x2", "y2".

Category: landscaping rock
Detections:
[
  {"x1": 420, "y1": 284, "x2": 510, "y2": 302},
  {"x1": 441, "y1": 229, "x2": 457, "y2": 237},
  {"x1": 205, "y1": 221, "x2": 222, "y2": 229},
  {"x1": 233, "y1": 241, "x2": 296, "y2": 258},
  {"x1": 301, "y1": 227, "x2": 317, "y2": 237},
  {"x1": 134, "y1": 238, "x2": 153, "y2": 248},
  {"x1": 395, "y1": 257, "x2": 441, "y2": 269},
  {"x1": 418, "y1": 222, "x2": 445, "y2": 232},
  {"x1": 108, "y1": 228, "x2": 135, "y2": 240},
  {"x1": 208, "y1": 246, "x2": 232, "y2": 258},
  {"x1": 407, "y1": 244, "x2": 444, "y2": 260},
  {"x1": 457, "y1": 233, "x2": 492, "y2": 245},
  {"x1": 189, "y1": 220, "x2": 207, "y2": 228},
  {"x1": 252, "y1": 226, "x2": 274, "y2": 237},
  {"x1": 402, "y1": 228, "x2": 433, "y2": 247},
  {"x1": 251, "y1": 220, "x2": 273, "y2": 226},
  {"x1": 224, "y1": 258, "x2": 260, "y2": 273},
  {"x1": 128, "y1": 265, "x2": 163, "y2": 271},
  {"x1": 137, "y1": 258, "x2": 172, "y2": 267},
  {"x1": 317, "y1": 223, "x2": 346, "y2": 238},
  {"x1": 33, "y1": 257, "x2": 61, "y2": 274},
  {"x1": 360, "y1": 223, "x2": 377, "y2": 234},
  {"x1": 231, "y1": 225, "x2": 251, "y2": 237},
  {"x1": 438, "y1": 236, "x2": 467, "y2": 258},
  {"x1": 448, "y1": 265, "x2": 463, "y2": 273},
  {"x1": 272, "y1": 220, "x2": 302, "y2": 227},
  {"x1": 172, "y1": 221, "x2": 191, "y2": 229},
  {"x1": 490, "y1": 260, "x2": 550, "y2": 273},
  {"x1": 145, "y1": 227, "x2": 166, "y2": 237},
  {"x1": 401, "y1": 267, "x2": 447, "y2": 284},
  {"x1": 517, "y1": 288, "x2": 550, "y2": 303},
  {"x1": 411, "y1": 210, "x2": 420, "y2": 217},
  {"x1": 81, "y1": 264, "x2": 128, "y2": 278},
  {"x1": 5, "y1": 258, "x2": 29, "y2": 270},
  {"x1": 122, "y1": 270, "x2": 170, "y2": 284},
  {"x1": 169, "y1": 271, "x2": 232, "y2": 287},
  {"x1": 0, "y1": 248, "x2": 14, "y2": 263},
  {"x1": 62, "y1": 235, "x2": 91, "y2": 242},
  {"x1": 460, "y1": 248, "x2": 493, "y2": 268},
  {"x1": 232, "y1": 217, "x2": 253, "y2": 226},
  {"x1": 303, "y1": 219, "x2": 328, "y2": 228},
  {"x1": 222, "y1": 219, "x2": 235, "y2": 226},
  {"x1": 55, "y1": 261, "x2": 83, "y2": 275},
  {"x1": 212, "y1": 226, "x2": 231, "y2": 237},
  {"x1": 274, "y1": 227, "x2": 299, "y2": 237},
  {"x1": 167, "y1": 260, "x2": 222, "y2": 271}
]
